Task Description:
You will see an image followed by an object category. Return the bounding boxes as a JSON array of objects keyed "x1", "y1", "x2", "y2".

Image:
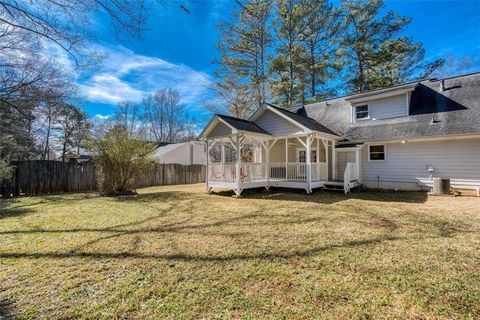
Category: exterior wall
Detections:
[
  {"x1": 356, "y1": 94, "x2": 407, "y2": 121},
  {"x1": 268, "y1": 138, "x2": 327, "y2": 163},
  {"x1": 209, "y1": 122, "x2": 231, "y2": 137},
  {"x1": 255, "y1": 109, "x2": 304, "y2": 136},
  {"x1": 359, "y1": 137, "x2": 480, "y2": 190},
  {"x1": 155, "y1": 143, "x2": 206, "y2": 165},
  {"x1": 269, "y1": 140, "x2": 286, "y2": 162}
]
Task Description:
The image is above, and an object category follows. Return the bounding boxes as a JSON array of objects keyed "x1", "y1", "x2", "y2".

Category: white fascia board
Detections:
[
  {"x1": 312, "y1": 131, "x2": 341, "y2": 141},
  {"x1": 200, "y1": 116, "x2": 237, "y2": 139},
  {"x1": 346, "y1": 86, "x2": 417, "y2": 104},
  {"x1": 216, "y1": 117, "x2": 238, "y2": 134},
  {"x1": 248, "y1": 105, "x2": 267, "y2": 122}
]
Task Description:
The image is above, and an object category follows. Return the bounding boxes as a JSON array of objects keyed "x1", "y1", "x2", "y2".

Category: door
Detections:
[
  {"x1": 296, "y1": 148, "x2": 317, "y2": 177},
  {"x1": 336, "y1": 151, "x2": 355, "y2": 181}
]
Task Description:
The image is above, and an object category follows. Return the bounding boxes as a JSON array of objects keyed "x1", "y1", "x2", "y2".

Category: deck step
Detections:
[
  {"x1": 323, "y1": 188, "x2": 344, "y2": 192},
  {"x1": 322, "y1": 183, "x2": 344, "y2": 192}
]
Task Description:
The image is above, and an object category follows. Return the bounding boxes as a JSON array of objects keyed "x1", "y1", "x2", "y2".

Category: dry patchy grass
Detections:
[{"x1": 0, "y1": 184, "x2": 479, "y2": 319}]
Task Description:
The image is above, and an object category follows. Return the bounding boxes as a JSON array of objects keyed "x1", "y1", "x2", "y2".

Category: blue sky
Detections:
[{"x1": 74, "y1": 0, "x2": 480, "y2": 126}]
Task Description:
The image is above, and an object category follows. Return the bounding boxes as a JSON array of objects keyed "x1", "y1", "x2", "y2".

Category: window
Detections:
[
  {"x1": 297, "y1": 148, "x2": 317, "y2": 163},
  {"x1": 355, "y1": 105, "x2": 369, "y2": 120},
  {"x1": 369, "y1": 145, "x2": 385, "y2": 161}
]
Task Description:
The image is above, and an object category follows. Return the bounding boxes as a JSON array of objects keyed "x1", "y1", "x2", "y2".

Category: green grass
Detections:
[{"x1": 1, "y1": 184, "x2": 479, "y2": 319}]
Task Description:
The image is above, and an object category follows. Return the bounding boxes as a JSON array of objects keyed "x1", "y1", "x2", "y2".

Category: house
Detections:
[
  {"x1": 199, "y1": 72, "x2": 480, "y2": 196},
  {"x1": 151, "y1": 141, "x2": 206, "y2": 165}
]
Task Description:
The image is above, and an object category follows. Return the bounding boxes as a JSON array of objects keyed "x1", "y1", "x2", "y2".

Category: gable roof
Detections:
[
  {"x1": 152, "y1": 142, "x2": 188, "y2": 158},
  {"x1": 216, "y1": 114, "x2": 270, "y2": 135},
  {"x1": 253, "y1": 103, "x2": 339, "y2": 137},
  {"x1": 301, "y1": 72, "x2": 480, "y2": 143},
  {"x1": 199, "y1": 114, "x2": 271, "y2": 139}
]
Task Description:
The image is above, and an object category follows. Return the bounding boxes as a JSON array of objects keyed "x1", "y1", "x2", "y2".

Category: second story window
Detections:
[{"x1": 355, "y1": 105, "x2": 369, "y2": 120}]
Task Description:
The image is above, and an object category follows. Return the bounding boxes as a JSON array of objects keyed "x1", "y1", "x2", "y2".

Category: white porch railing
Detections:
[
  {"x1": 208, "y1": 162, "x2": 236, "y2": 183},
  {"x1": 311, "y1": 162, "x2": 328, "y2": 181},
  {"x1": 241, "y1": 163, "x2": 268, "y2": 182},
  {"x1": 209, "y1": 162, "x2": 328, "y2": 183}
]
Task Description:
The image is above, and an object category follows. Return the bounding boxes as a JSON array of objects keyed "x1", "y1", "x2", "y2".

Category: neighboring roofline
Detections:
[{"x1": 303, "y1": 71, "x2": 480, "y2": 107}]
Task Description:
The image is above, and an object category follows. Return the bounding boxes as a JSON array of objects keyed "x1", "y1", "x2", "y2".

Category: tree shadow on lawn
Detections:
[
  {"x1": 0, "y1": 211, "x2": 473, "y2": 262},
  {"x1": 210, "y1": 187, "x2": 429, "y2": 204},
  {"x1": 0, "y1": 199, "x2": 35, "y2": 220},
  {"x1": 113, "y1": 191, "x2": 193, "y2": 203},
  {"x1": 0, "y1": 229, "x2": 469, "y2": 263},
  {"x1": 0, "y1": 297, "x2": 16, "y2": 319}
]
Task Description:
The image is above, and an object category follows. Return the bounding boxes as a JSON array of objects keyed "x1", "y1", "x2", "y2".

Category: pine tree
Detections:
[
  {"x1": 269, "y1": 0, "x2": 309, "y2": 107},
  {"x1": 302, "y1": 0, "x2": 343, "y2": 101},
  {"x1": 216, "y1": 0, "x2": 273, "y2": 117},
  {"x1": 339, "y1": 0, "x2": 442, "y2": 93}
]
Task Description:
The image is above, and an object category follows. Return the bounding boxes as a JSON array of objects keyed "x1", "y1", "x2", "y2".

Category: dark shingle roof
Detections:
[
  {"x1": 216, "y1": 114, "x2": 270, "y2": 135},
  {"x1": 302, "y1": 72, "x2": 480, "y2": 143},
  {"x1": 265, "y1": 103, "x2": 339, "y2": 136}
]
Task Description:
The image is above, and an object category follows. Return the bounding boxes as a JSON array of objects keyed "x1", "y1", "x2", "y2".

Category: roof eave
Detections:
[{"x1": 345, "y1": 84, "x2": 418, "y2": 104}]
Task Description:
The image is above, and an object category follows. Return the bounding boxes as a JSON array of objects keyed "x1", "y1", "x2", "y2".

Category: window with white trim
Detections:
[
  {"x1": 355, "y1": 104, "x2": 369, "y2": 120},
  {"x1": 369, "y1": 145, "x2": 385, "y2": 161}
]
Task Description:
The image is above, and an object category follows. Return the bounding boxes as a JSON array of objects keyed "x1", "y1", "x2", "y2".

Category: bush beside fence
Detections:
[{"x1": 0, "y1": 160, "x2": 205, "y2": 197}]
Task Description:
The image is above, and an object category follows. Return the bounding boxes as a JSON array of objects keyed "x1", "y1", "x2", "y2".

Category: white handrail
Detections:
[
  {"x1": 343, "y1": 162, "x2": 357, "y2": 194},
  {"x1": 343, "y1": 163, "x2": 351, "y2": 194}
]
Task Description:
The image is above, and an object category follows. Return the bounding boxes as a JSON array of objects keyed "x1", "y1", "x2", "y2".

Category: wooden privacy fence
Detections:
[
  {"x1": 0, "y1": 160, "x2": 206, "y2": 197},
  {"x1": 138, "y1": 163, "x2": 205, "y2": 187}
]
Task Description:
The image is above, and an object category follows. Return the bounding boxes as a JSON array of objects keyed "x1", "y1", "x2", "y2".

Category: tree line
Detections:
[
  {"x1": 213, "y1": 0, "x2": 444, "y2": 117},
  {"x1": 0, "y1": 0, "x2": 191, "y2": 182},
  {"x1": 109, "y1": 89, "x2": 196, "y2": 143}
]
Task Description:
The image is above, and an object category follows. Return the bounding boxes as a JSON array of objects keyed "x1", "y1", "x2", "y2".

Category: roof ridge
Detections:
[
  {"x1": 303, "y1": 71, "x2": 480, "y2": 107},
  {"x1": 215, "y1": 113, "x2": 255, "y2": 123}
]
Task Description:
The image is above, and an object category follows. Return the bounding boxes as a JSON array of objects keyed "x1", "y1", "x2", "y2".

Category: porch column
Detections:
[
  {"x1": 235, "y1": 134, "x2": 241, "y2": 197},
  {"x1": 325, "y1": 140, "x2": 329, "y2": 181},
  {"x1": 285, "y1": 138, "x2": 288, "y2": 180},
  {"x1": 316, "y1": 137, "x2": 320, "y2": 179},
  {"x1": 265, "y1": 140, "x2": 270, "y2": 185},
  {"x1": 221, "y1": 140, "x2": 225, "y2": 179},
  {"x1": 306, "y1": 135, "x2": 312, "y2": 193},
  {"x1": 205, "y1": 139, "x2": 210, "y2": 193},
  {"x1": 332, "y1": 142, "x2": 336, "y2": 180},
  {"x1": 355, "y1": 149, "x2": 361, "y2": 183}
]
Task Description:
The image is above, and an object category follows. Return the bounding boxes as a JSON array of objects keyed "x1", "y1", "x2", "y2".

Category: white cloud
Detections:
[
  {"x1": 78, "y1": 45, "x2": 212, "y2": 107},
  {"x1": 93, "y1": 114, "x2": 111, "y2": 120}
]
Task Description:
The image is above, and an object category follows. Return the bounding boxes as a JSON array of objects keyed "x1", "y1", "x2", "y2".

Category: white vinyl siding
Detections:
[
  {"x1": 360, "y1": 138, "x2": 480, "y2": 189},
  {"x1": 355, "y1": 94, "x2": 408, "y2": 122},
  {"x1": 255, "y1": 109, "x2": 304, "y2": 136},
  {"x1": 208, "y1": 122, "x2": 232, "y2": 137}
]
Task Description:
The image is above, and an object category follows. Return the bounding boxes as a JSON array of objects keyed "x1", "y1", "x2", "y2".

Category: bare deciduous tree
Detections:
[
  {"x1": 143, "y1": 88, "x2": 189, "y2": 143},
  {"x1": 113, "y1": 101, "x2": 140, "y2": 136}
]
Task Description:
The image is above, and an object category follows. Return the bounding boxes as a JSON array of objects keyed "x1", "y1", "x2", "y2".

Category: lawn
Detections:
[{"x1": 1, "y1": 184, "x2": 479, "y2": 319}]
